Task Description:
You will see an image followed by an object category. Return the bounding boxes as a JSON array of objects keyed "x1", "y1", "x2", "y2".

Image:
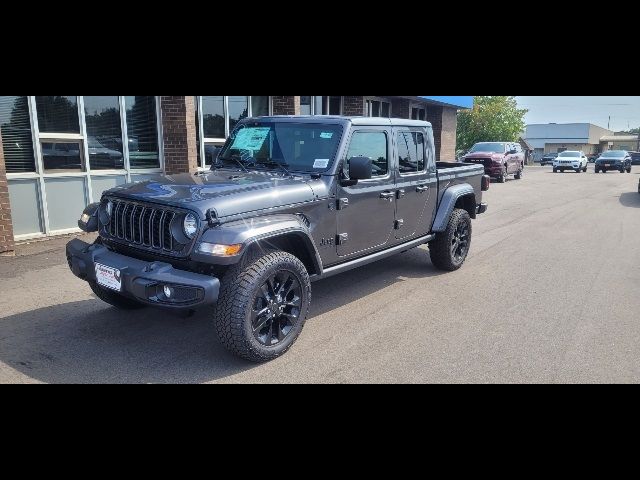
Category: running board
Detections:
[{"x1": 312, "y1": 234, "x2": 435, "y2": 282}]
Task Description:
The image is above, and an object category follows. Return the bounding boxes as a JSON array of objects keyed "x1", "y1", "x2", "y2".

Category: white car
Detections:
[{"x1": 553, "y1": 151, "x2": 588, "y2": 173}]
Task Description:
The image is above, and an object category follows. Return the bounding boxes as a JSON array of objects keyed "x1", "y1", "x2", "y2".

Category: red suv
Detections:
[{"x1": 462, "y1": 142, "x2": 525, "y2": 183}]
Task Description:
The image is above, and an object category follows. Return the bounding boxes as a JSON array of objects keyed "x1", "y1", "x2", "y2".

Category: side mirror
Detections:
[{"x1": 342, "y1": 156, "x2": 372, "y2": 186}]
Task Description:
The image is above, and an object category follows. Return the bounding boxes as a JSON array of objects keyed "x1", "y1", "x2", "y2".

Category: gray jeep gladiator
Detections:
[{"x1": 67, "y1": 116, "x2": 489, "y2": 362}]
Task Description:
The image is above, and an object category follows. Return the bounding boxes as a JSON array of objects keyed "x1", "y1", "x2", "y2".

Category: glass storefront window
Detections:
[
  {"x1": 35, "y1": 96, "x2": 80, "y2": 133},
  {"x1": 84, "y1": 96, "x2": 124, "y2": 170},
  {"x1": 251, "y1": 96, "x2": 270, "y2": 117},
  {"x1": 300, "y1": 96, "x2": 312, "y2": 115},
  {"x1": 124, "y1": 96, "x2": 159, "y2": 169},
  {"x1": 228, "y1": 96, "x2": 248, "y2": 133},
  {"x1": 41, "y1": 141, "x2": 83, "y2": 173},
  {"x1": 0, "y1": 96, "x2": 35, "y2": 173},
  {"x1": 202, "y1": 96, "x2": 225, "y2": 139}
]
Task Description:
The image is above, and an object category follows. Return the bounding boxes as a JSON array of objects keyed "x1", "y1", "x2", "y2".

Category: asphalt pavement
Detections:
[{"x1": 1, "y1": 166, "x2": 639, "y2": 383}]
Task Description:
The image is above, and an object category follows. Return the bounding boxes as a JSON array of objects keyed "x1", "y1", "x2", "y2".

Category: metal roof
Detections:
[{"x1": 600, "y1": 135, "x2": 638, "y2": 142}]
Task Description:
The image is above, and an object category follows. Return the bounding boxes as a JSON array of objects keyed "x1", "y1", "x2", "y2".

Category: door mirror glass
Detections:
[{"x1": 347, "y1": 156, "x2": 373, "y2": 181}]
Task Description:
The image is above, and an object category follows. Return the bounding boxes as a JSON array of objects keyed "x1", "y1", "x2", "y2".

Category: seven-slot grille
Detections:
[{"x1": 105, "y1": 200, "x2": 180, "y2": 252}]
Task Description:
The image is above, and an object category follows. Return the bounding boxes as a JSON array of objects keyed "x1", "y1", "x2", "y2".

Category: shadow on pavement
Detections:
[
  {"x1": 0, "y1": 247, "x2": 445, "y2": 383},
  {"x1": 619, "y1": 191, "x2": 640, "y2": 208}
]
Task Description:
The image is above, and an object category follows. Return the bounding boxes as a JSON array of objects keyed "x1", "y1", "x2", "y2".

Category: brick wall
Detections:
[
  {"x1": 342, "y1": 96, "x2": 365, "y2": 116},
  {"x1": 160, "y1": 96, "x2": 198, "y2": 175},
  {"x1": 440, "y1": 107, "x2": 458, "y2": 161},
  {"x1": 272, "y1": 96, "x2": 300, "y2": 115},
  {"x1": 391, "y1": 98, "x2": 411, "y2": 119},
  {"x1": 0, "y1": 129, "x2": 15, "y2": 255}
]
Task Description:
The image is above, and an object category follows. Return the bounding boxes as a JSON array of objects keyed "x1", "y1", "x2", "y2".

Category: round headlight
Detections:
[{"x1": 183, "y1": 213, "x2": 198, "y2": 239}]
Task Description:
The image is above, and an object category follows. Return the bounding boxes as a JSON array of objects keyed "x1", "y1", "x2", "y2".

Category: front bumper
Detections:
[
  {"x1": 596, "y1": 163, "x2": 623, "y2": 170},
  {"x1": 66, "y1": 239, "x2": 220, "y2": 309},
  {"x1": 485, "y1": 165, "x2": 504, "y2": 177}
]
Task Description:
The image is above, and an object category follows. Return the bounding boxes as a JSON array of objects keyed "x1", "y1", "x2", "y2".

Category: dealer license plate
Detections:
[{"x1": 95, "y1": 263, "x2": 122, "y2": 292}]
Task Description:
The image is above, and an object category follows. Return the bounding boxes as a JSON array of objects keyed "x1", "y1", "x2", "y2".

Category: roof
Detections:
[
  {"x1": 247, "y1": 116, "x2": 432, "y2": 128},
  {"x1": 518, "y1": 137, "x2": 534, "y2": 150},
  {"x1": 600, "y1": 135, "x2": 638, "y2": 142}
]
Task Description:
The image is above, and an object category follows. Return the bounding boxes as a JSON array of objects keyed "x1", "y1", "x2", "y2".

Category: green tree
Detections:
[{"x1": 456, "y1": 96, "x2": 528, "y2": 151}]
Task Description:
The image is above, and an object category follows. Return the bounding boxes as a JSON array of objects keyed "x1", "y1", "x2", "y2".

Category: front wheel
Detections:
[
  {"x1": 498, "y1": 167, "x2": 507, "y2": 183},
  {"x1": 214, "y1": 250, "x2": 311, "y2": 362},
  {"x1": 583, "y1": 165, "x2": 588, "y2": 172},
  {"x1": 515, "y1": 166, "x2": 523, "y2": 180},
  {"x1": 553, "y1": 168, "x2": 558, "y2": 173},
  {"x1": 429, "y1": 209, "x2": 472, "y2": 272}
]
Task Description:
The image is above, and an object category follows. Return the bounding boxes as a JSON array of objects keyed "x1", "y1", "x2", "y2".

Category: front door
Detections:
[
  {"x1": 394, "y1": 128, "x2": 435, "y2": 240},
  {"x1": 337, "y1": 128, "x2": 396, "y2": 257}
]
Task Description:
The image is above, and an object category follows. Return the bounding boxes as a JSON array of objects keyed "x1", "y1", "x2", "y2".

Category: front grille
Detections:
[{"x1": 104, "y1": 199, "x2": 186, "y2": 254}]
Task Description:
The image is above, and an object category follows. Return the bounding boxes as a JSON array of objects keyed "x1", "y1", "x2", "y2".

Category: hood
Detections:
[{"x1": 104, "y1": 170, "x2": 319, "y2": 218}]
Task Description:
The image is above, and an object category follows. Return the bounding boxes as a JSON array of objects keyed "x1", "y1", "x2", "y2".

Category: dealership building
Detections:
[{"x1": 0, "y1": 95, "x2": 472, "y2": 255}]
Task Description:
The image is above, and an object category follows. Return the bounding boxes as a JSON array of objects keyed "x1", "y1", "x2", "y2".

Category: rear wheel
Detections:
[
  {"x1": 213, "y1": 250, "x2": 311, "y2": 362},
  {"x1": 89, "y1": 281, "x2": 146, "y2": 310},
  {"x1": 429, "y1": 209, "x2": 472, "y2": 272}
]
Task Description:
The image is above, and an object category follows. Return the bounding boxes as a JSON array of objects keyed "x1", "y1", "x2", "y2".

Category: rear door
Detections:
[{"x1": 393, "y1": 127, "x2": 435, "y2": 240}]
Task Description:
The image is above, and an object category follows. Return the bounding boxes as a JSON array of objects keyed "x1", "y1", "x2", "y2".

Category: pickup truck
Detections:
[
  {"x1": 461, "y1": 142, "x2": 525, "y2": 183},
  {"x1": 66, "y1": 116, "x2": 489, "y2": 362}
]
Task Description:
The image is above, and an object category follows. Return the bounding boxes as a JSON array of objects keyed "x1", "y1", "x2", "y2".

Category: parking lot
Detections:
[{"x1": 1, "y1": 165, "x2": 639, "y2": 383}]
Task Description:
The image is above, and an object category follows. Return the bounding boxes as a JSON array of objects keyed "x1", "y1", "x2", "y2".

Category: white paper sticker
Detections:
[
  {"x1": 313, "y1": 159, "x2": 330, "y2": 169},
  {"x1": 320, "y1": 132, "x2": 333, "y2": 139}
]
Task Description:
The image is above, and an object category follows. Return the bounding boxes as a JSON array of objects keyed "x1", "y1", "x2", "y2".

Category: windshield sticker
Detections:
[
  {"x1": 320, "y1": 132, "x2": 333, "y2": 139},
  {"x1": 231, "y1": 127, "x2": 271, "y2": 151},
  {"x1": 313, "y1": 159, "x2": 330, "y2": 169}
]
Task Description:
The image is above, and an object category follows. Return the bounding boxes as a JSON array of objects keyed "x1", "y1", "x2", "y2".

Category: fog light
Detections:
[
  {"x1": 197, "y1": 242, "x2": 242, "y2": 256},
  {"x1": 163, "y1": 285, "x2": 174, "y2": 298}
]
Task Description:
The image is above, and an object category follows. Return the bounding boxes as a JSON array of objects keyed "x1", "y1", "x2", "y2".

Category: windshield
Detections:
[
  {"x1": 469, "y1": 143, "x2": 506, "y2": 153},
  {"x1": 558, "y1": 151, "x2": 581, "y2": 158},
  {"x1": 218, "y1": 122, "x2": 343, "y2": 172},
  {"x1": 544, "y1": 153, "x2": 558, "y2": 157},
  {"x1": 601, "y1": 151, "x2": 625, "y2": 158}
]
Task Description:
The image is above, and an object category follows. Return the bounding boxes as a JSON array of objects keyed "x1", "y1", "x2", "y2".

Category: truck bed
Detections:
[{"x1": 436, "y1": 161, "x2": 486, "y2": 207}]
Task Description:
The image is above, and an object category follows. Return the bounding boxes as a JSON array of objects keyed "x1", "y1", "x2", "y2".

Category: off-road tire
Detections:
[
  {"x1": 89, "y1": 281, "x2": 146, "y2": 310},
  {"x1": 429, "y1": 208, "x2": 472, "y2": 272},
  {"x1": 213, "y1": 250, "x2": 311, "y2": 362}
]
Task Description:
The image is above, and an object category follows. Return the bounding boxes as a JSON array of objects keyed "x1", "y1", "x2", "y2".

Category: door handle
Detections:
[
  {"x1": 380, "y1": 191, "x2": 395, "y2": 201},
  {"x1": 416, "y1": 185, "x2": 429, "y2": 193}
]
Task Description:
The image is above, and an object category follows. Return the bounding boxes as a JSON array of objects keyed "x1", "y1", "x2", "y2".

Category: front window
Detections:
[
  {"x1": 601, "y1": 151, "x2": 625, "y2": 158},
  {"x1": 469, "y1": 143, "x2": 506, "y2": 153},
  {"x1": 345, "y1": 131, "x2": 388, "y2": 177},
  {"x1": 558, "y1": 151, "x2": 581, "y2": 158},
  {"x1": 219, "y1": 122, "x2": 343, "y2": 172}
]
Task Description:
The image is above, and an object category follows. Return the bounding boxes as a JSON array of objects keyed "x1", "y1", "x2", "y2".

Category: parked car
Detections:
[
  {"x1": 553, "y1": 151, "x2": 588, "y2": 173},
  {"x1": 629, "y1": 151, "x2": 640, "y2": 166},
  {"x1": 540, "y1": 152, "x2": 558, "y2": 166},
  {"x1": 594, "y1": 150, "x2": 632, "y2": 173},
  {"x1": 462, "y1": 142, "x2": 525, "y2": 183},
  {"x1": 588, "y1": 153, "x2": 601, "y2": 163},
  {"x1": 67, "y1": 116, "x2": 490, "y2": 362}
]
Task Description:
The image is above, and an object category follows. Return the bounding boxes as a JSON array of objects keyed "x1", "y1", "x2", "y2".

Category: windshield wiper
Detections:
[
  {"x1": 216, "y1": 154, "x2": 250, "y2": 173},
  {"x1": 257, "y1": 160, "x2": 291, "y2": 177}
]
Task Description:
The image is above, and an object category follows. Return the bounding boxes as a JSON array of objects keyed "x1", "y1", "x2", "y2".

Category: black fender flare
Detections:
[{"x1": 432, "y1": 184, "x2": 476, "y2": 232}]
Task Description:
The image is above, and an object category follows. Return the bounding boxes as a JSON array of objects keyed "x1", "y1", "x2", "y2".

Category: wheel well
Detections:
[
  {"x1": 245, "y1": 233, "x2": 320, "y2": 275},
  {"x1": 455, "y1": 194, "x2": 476, "y2": 219}
]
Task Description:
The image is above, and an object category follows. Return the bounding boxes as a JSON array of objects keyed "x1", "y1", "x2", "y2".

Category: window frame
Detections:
[
  {"x1": 365, "y1": 97, "x2": 392, "y2": 118},
  {"x1": 344, "y1": 128, "x2": 391, "y2": 180},
  {"x1": 396, "y1": 128, "x2": 427, "y2": 177},
  {"x1": 5, "y1": 96, "x2": 164, "y2": 240},
  {"x1": 197, "y1": 96, "x2": 273, "y2": 168}
]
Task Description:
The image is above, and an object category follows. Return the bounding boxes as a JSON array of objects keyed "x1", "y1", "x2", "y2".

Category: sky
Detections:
[{"x1": 515, "y1": 96, "x2": 640, "y2": 132}]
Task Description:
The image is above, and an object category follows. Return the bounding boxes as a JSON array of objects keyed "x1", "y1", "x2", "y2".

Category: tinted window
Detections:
[
  {"x1": 470, "y1": 143, "x2": 506, "y2": 153},
  {"x1": 124, "y1": 96, "x2": 159, "y2": 169},
  {"x1": 346, "y1": 131, "x2": 388, "y2": 177},
  {"x1": 0, "y1": 96, "x2": 35, "y2": 173},
  {"x1": 84, "y1": 96, "x2": 124, "y2": 170},
  {"x1": 251, "y1": 96, "x2": 270, "y2": 116},
  {"x1": 202, "y1": 96, "x2": 225, "y2": 138},
  {"x1": 397, "y1": 130, "x2": 425, "y2": 174},
  {"x1": 228, "y1": 96, "x2": 248, "y2": 132},
  {"x1": 42, "y1": 141, "x2": 82, "y2": 172},
  {"x1": 35, "y1": 96, "x2": 79, "y2": 133}
]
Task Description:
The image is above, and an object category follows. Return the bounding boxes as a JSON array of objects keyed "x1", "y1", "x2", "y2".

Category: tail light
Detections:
[{"x1": 481, "y1": 175, "x2": 491, "y2": 191}]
